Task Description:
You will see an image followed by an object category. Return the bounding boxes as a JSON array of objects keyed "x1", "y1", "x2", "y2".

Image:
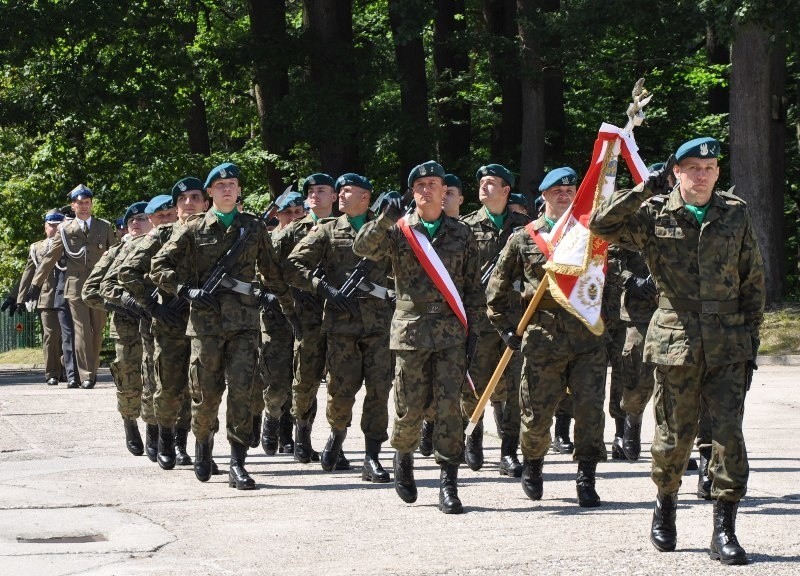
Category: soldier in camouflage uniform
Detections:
[
  {"x1": 272, "y1": 173, "x2": 339, "y2": 465},
  {"x1": 149, "y1": 163, "x2": 293, "y2": 490},
  {"x1": 287, "y1": 173, "x2": 394, "y2": 482},
  {"x1": 589, "y1": 137, "x2": 765, "y2": 564},
  {"x1": 486, "y1": 166, "x2": 607, "y2": 508},
  {"x1": 604, "y1": 245, "x2": 631, "y2": 460},
  {"x1": 459, "y1": 164, "x2": 529, "y2": 476},
  {"x1": 354, "y1": 160, "x2": 484, "y2": 514}
]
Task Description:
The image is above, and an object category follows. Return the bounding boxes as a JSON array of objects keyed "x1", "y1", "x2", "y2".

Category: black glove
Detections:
[
  {"x1": 178, "y1": 284, "x2": 219, "y2": 312},
  {"x1": 1, "y1": 295, "x2": 18, "y2": 315},
  {"x1": 25, "y1": 285, "x2": 41, "y2": 304},
  {"x1": 141, "y1": 296, "x2": 183, "y2": 329},
  {"x1": 285, "y1": 313, "x2": 303, "y2": 341},
  {"x1": 382, "y1": 192, "x2": 404, "y2": 223},
  {"x1": 256, "y1": 290, "x2": 281, "y2": 314},
  {"x1": 466, "y1": 331, "x2": 479, "y2": 360},
  {"x1": 500, "y1": 329, "x2": 522, "y2": 351},
  {"x1": 292, "y1": 287, "x2": 323, "y2": 314},
  {"x1": 625, "y1": 275, "x2": 657, "y2": 300},
  {"x1": 746, "y1": 336, "x2": 759, "y2": 391},
  {"x1": 120, "y1": 293, "x2": 151, "y2": 321},
  {"x1": 644, "y1": 154, "x2": 675, "y2": 196},
  {"x1": 316, "y1": 280, "x2": 358, "y2": 315},
  {"x1": 104, "y1": 301, "x2": 139, "y2": 321}
]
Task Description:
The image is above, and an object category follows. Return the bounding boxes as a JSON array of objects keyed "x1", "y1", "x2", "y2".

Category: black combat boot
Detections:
[
  {"x1": 393, "y1": 452, "x2": 417, "y2": 503},
  {"x1": 709, "y1": 499, "x2": 748, "y2": 565},
  {"x1": 686, "y1": 457, "x2": 699, "y2": 471},
  {"x1": 521, "y1": 458, "x2": 544, "y2": 500},
  {"x1": 261, "y1": 415, "x2": 280, "y2": 455},
  {"x1": 293, "y1": 419, "x2": 314, "y2": 463},
  {"x1": 194, "y1": 435, "x2": 213, "y2": 482},
  {"x1": 278, "y1": 412, "x2": 294, "y2": 454},
  {"x1": 551, "y1": 414, "x2": 574, "y2": 454},
  {"x1": 362, "y1": 438, "x2": 390, "y2": 483},
  {"x1": 464, "y1": 421, "x2": 484, "y2": 471},
  {"x1": 622, "y1": 412, "x2": 643, "y2": 460},
  {"x1": 611, "y1": 417, "x2": 627, "y2": 460},
  {"x1": 697, "y1": 446, "x2": 712, "y2": 500},
  {"x1": 157, "y1": 425, "x2": 176, "y2": 470},
  {"x1": 491, "y1": 401, "x2": 504, "y2": 440},
  {"x1": 123, "y1": 418, "x2": 144, "y2": 456},
  {"x1": 439, "y1": 463, "x2": 464, "y2": 514},
  {"x1": 650, "y1": 491, "x2": 678, "y2": 552},
  {"x1": 250, "y1": 413, "x2": 262, "y2": 449},
  {"x1": 419, "y1": 420, "x2": 434, "y2": 457},
  {"x1": 336, "y1": 445, "x2": 350, "y2": 470},
  {"x1": 321, "y1": 428, "x2": 347, "y2": 472},
  {"x1": 576, "y1": 460, "x2": 601, "y2": 507},
  {"x1": 229, "y1": 441, "x2": 256, "y2": 490},
  {"x1": 174, "y1": 427, "x2": 192, "y2": 465},
  {"x1": 145, "y1": 424, "x2": 159, "y2": 462},
  {"x1": 499, "y1": 435, "x2": 523, "y2": 478}
]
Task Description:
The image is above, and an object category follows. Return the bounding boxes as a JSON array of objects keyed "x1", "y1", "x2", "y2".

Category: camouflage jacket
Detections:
[
  {"x1": 589, "y1": 184, "x2": 765, "y2": 366},
  {"x1": 286, "y1": 213, "x2": 393, "y2": 336},
  {"x1": 99, "y1": 234, "x2": 147, "y2": 306},
  {"x1": 353, "y1": 211, "x2": 484, "y2": 351},
  {"x1": 81, "y1": 241, "x2": 126, "y2": 310},
  {"x1": 602, "y1": 245, "x2": 626, "y2": 329},
  {"x1": 148, "y1": 209, "x2": 289, "y2": 337},
  {"x1": 615, "y1": 246, "x2": 657, "y2": 324},
  {"x1": 460, "y1": 206, "x2": 530, "y2": 333}
]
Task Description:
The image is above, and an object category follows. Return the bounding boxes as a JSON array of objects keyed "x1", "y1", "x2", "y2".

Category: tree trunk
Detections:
[
  {"x1": 706, "y1": 24, "x2": 729, "y2": 115},
  {"x1": 729, "y1": 20, "x2": 786, "y2": 304},
  {"x1": 179, "y1": 1, "x2": 210, "y2": 156},
  {"x1": 517, "y1": 0, "x2": 545, "y2": 201}
]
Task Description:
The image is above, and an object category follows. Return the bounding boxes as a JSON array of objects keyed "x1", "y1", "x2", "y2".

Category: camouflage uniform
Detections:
[
  {"x1": 604, "y1": 245, "x2": 627, "y2": 423},
  {"x1": 589, "y1": 183, "x2": 765, "y2": 502},
  {"x1": 353, "y1": 211, "x2": 484, "y2": 465}
]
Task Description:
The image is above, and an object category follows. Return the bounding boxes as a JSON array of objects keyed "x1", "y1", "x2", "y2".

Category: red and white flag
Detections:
[{"x1": 541, "y1": 123, "x2": 649, "y2": 335}]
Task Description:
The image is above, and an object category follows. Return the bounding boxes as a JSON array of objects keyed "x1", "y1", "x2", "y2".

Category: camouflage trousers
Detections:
[
  {"x1": 606, "y1": 323, "x2": 627, "y2": 420},
  {"x1": 326, "y1": 331, "x2": 392, "y2": 443},
  {"x1": 461, "y1": 329, "x2": 522, "y2": 438},
  {"x1": 292, "y1": 322, "x2": 326, "y2": 421},
  {"x1": 139, "y1": 319, "x2": 157, "y2": 425},
  {"x1": 519, "y1": 341, "x2": 607, "y2": 463},
  {"x1": 153, "y1": 327, "x2": 192, "y2": 430},
  {"x1": 392, "y1": 346, "x2": 465, "y2": 465},
  {"x1": 651, "y1": 361, "x2": 749, "y2": 502},
  {"x1": 256, "y1": 318, "x2": 295, "y2": 419},
  {"x1": 620, "y1": 322, "x2": 654, "y2": 415},
  {"x1": 109, "y1": 315, "x2": 154, "y2": 423},
  {"x1": 189, "y1": 329, "x2": 258, "y2": 445}
]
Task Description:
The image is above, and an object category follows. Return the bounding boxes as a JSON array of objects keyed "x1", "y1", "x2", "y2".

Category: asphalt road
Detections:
[{"x1": 0, "y1": 363, "x2": 798, "y2": 575}]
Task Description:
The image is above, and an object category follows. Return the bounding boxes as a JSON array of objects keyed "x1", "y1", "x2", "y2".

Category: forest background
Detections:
[{"x1": 0, "y1": 0, "x2": 797, "y2": 305}]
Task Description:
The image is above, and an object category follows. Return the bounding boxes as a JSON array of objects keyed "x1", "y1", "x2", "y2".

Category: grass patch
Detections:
[
  {"x1": 760, "y1": 304, "x2": 800, "y2": 356},
  {"x1": 0, "y1": 347, "x2": 43, "y2": 364}
]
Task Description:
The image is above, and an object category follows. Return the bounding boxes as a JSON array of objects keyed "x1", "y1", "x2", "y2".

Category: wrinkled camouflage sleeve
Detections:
[
  {"x1": 99, "y1": 243, "x2": 134, "y2": 305},
  {"x1": 285, "y1": 225, "x2": 329, "y2": 294},
  {"x1": 31, "y1": 231, "x2": 64, "y2": 288},
  {"x1": 118, "y1": 233, "x2": 162, "y2": 304},
  {"x1": 462, "y1": 228, "x2": 486, "y2": 332},
  {"x1": 589, "y1": 181, "x2": 653, "y2": 250},
  {"x1": 486, "y1": 233, "x2": 525, "y2": 334},
  {"x1": 353, "y1": 212, "x2": 394, "y2": 262},
  {"x1": 81, "y1": 247, "x2": 117, "y2": 310},
  {"x1": 149, "y1": 226, "x2": 194, "y2": 296},
  {"x1": 738, "y1": 210, "x2": 766, "y2": 338},
  {"x1": 257, "y1": 224, "x2": 294, "y2": 316}
]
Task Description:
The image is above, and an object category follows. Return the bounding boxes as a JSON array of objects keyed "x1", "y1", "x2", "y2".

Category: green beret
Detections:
[
  {"x1": 204, "y1": 162, "x2": 240, "y2": 189},
  {"x1": 123, "y1": 201, "x2": 149, "y2": 223},
  {"x1": 407, "y1": 160, "x2": 446, "y2": 188},
  {"x1": 67, "y1": 184, "x2": 93, "y2": 201},
  {"x1": 539, "y1": 167, "x2": 577, "y2": 191},
  {"x1": 675, "y1": 137, "x2": 720, "y2": 161},
  {"x1": 476, "y1": 163, "x2": 515, "y2": 188},
  {"x1": 335, "y1": 173, "x2": 373, "y2": 193},
  {"x1": 145, "y1": 194, "x2": 173, "y2": 215},
  {"x1": 508, "y1": 193, "x2": 527, "y2": 206},
  {"x1": 444, "y1": 174, "x2": 462, "y2": 190},
  {"x1": 302, "y1": 173, "x2": 335, "y2": 194},
  {"x1": 171, "y1": 177, "x2": 204, "y2": 203}
]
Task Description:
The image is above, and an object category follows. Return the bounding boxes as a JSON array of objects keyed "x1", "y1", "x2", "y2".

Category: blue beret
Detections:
[
  {"x1": 646, "y1": 162, "x2": 665, "y2": 172},
  {"x1": 539, "y1": 167, "x2": 577, "y2": 191},
  {"x1": 204, "y1": 162, "x2": 240, "y2": 189},
  {"x1": 302, "y1": 173, "x2": 335, "y2": 194},
  {"x1": 115, "y1": 217, "x2": 126, "y2": 229},
  {"x1": 444, "y1": 174, "x2": 462, "y2": 190},
  {"x1": 508, "y1": 193, "x2": 527, "y2": 206},
  {"x1": 145, "y1": 194, "x2": 173, "y2": 215},
  {"x1": 476, "y1": 163, "x2": 515, "y2": 187},
  {"x1": 335, "y1": 173, "x2": 373, "y2": 193},
  {"x1": 171, "y1": 177, "x2": 204, "y2": 203},
  {"x1": 123, "y1": 201, "x2": 149, "y2": 223},
  {"x1": 67, "y1": 184, "x2": 94, "y2": 201},
  {"x1": 278, "y1": 192, "x2": 305, "y2": 211},
  {"x1": 44, "y1": 211, "x2": 65, "y2": 223},
  {"x1": 408, "y1": 160, "x2": 446, "y2": 188},
  {"x1": 675, "y1": 137, "x2": 720, "y2": 161}
]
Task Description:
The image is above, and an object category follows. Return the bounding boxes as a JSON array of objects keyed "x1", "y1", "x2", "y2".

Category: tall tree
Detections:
[{"x1": 516, "y1": 0, "x2": 545, "y2": 198}]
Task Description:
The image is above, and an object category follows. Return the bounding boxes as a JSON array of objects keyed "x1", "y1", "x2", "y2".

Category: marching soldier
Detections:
[
  {"x1": 28, "y1": 185, "x2": 116, "y2": 389},
  {"x1": 589, "y1": 137, "x2": 765, "y2": 564},
  {"x1": 286, "y1": 173, "x2": 394, "y2": 482},
  {"x1": 486, "y1": 166, "x2": 608, "y2": 508},
  {"x1": 353, "y1": 160, "x2": 484, "y2": 514},
  {"x1": 442, "y1": 173, "x2": 464, "y2": 218},
  {"x1": 150, "y1": 163, "x2": 292, "y2": 490}
]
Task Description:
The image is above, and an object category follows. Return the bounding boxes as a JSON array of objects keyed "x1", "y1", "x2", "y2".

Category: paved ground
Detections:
[{"x1": 0, "y1": 363, "x2": 798, "y2": 575}]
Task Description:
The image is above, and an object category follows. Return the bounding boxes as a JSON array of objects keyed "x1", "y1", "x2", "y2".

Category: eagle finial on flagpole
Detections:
[{"x1": 625, "y1": 78, "x2": 653, "y2": 133}]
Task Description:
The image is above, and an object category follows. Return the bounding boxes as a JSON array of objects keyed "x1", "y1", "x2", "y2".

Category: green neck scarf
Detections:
[
  {"x1": 348, "y1": 213, "x2": 367, "y2": 232},
  {"x1": 484, "y1": 206, "x2": 507, "y2": 230},
  {"x1": 420, "y1": 215, "x2": 442, "y2": 239},
  {"x1": 544, "y1": 215, "x2": 557, "y2": 231},
  {"x1": 685, "y1": 203, "x2": 710, "y2": 225},
  {"x1": 309, "y1": 211, "x2": 320, "y2": 223},
  {"x1": 213, "y1": 207, "x2": 238, "y2": 228}
]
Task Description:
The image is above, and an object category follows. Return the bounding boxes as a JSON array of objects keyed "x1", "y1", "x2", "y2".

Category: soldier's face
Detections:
[
  {"x1": 127, "y1": 214, "x2": 151, "y2": 236},
  {"x1": 478, "y1": 176, "x2": 510, "y2": 207},
  {"x1": 412, "y1": 177, "x2": 446, "y2": 209},
  {"x1": 44, "y1": 222, "x2": 60, "y2": 238},
  {"x1": 542, "y1": 185, "x2": 576, "y2": 219},
  {"x1": 149, "y1": 208, "x2": 178, "y2": 227},
  {"x1": 442, "y1": 186, "x2": 463, "y2": 217},
  {"x1": 276, "y1": 206, "x2": 305, "y2": 228},
  {"x1": 338, "y1": 185, "x2": 370, "y2": 217},
  {"x1": 306, "y1": 185, "x2": 337, "y2": 213},
  {"x1": 71, "y1": 197, "x2": 93, "y2": 220},
  {"x1": 208, "y1": 178, "x2": 240, "y2": 212},
  {"x1": 176, "y1": 190, "x2": 208, "y2": 220},
  {"x1": 675, "y1": 158, "x2": 719, "y2": 206}
]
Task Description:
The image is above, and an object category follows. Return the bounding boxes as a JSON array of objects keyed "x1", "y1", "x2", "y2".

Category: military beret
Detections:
[
  {"x1": 204, "y1": 162, "x2": 240, "y2": 189},
  {"x1": 67, "y1": 184, "x2": 94, "y2": 201},
  {"x1": 539, "y1": 166, "x2": 577, "y2": 191},
  {"x1": 123, "y1": 201, "x2": 149, "y2": 223},
  {"x1": 444, "y1": 174, "x2": 462, "y2": 190},
  {"x1": 115, "y1": 217, "x2": 126, "y2": 229},
  {"x1": 171, "y1": 177, "x2": 204, "y2": 203},
  {"x1": 647, "y1": 162, "x2": 665, "y2": 172},
  {"x1": 335, "y1": 173, "x2": 373, "y2": 193},
  {"x1": 44, "y1": 210, "x2": 65, "y2": 223},
  {"x1": 302, "y1": 173, "x2": 335, "y2": 194},
  {"x1": 278, "y1": 191, "x2": 305, "y2": 211},
  {"x1": 508, "y1": 192, "x2": 527, "y2": 207},
  {"x1": 145, "y1": 194, "x2": 173, "y2": 215},
  {"x1": 675, "y1": 137, "x2": 720, "y2": 161},
  {"x1": 408, "y1": 160, "x2": 446, "y2": 188},
  {"x1": 476, "y1": 163, "x2": 515, "y2": 188}
]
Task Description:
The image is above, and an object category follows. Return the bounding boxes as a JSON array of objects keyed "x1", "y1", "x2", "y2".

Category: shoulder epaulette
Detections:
[{"x1": 718, "y1": 186, "x2": 746, "y2": 205}]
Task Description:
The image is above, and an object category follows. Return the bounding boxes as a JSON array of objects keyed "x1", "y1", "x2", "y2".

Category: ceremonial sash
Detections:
[
  {"x1": 524, "y1": 222, "x2": 552, "y2": 259},
  {"x1": 396, "y1": 217, "x2": 467, "y2": 331}
]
